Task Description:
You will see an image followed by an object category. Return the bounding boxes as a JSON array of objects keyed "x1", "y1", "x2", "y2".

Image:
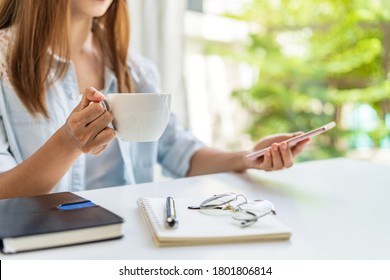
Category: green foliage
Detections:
[{"x1": 220, "y1": 0, "x2": 390, "y2": 160}]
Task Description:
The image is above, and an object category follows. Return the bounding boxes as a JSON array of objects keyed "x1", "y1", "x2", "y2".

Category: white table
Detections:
[{"x1": 2, "y1": 158, "x2": 389, "y2": 260}]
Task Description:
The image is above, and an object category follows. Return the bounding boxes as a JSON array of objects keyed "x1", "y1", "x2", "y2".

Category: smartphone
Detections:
[{"x1": 245, "y1": 121, "x2": 336, "y2": 160}]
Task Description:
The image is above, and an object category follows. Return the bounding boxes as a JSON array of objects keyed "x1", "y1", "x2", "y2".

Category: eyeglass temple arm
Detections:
[{"x1": 187, "y1": 205, "x2": 226, "y2": 210}]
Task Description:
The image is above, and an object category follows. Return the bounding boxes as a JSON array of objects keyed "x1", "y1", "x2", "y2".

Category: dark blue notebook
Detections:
[{"x1": 0, "y1": 192, "x2": 124, "y2": 254}]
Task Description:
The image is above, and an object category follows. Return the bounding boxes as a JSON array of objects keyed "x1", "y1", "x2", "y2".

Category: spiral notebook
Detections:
[{"x1": 137, "y1": 197, "x2": 291, "y2": 246}]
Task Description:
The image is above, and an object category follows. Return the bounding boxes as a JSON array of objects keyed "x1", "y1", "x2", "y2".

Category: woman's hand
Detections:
[
  {"x1": 186, "y1": 132, "x2": 309, "y2": 177},
  {"x1": 244, "y1": 132, "x2": 309, "y2": 171},
  {"x1": 64, "y1": 87, "x2": 116, "y2": 155}
]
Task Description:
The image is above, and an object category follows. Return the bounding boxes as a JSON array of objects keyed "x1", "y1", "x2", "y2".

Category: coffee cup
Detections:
[{"x1": 101, "y1": 93, "x2": 171, "y2": 142}]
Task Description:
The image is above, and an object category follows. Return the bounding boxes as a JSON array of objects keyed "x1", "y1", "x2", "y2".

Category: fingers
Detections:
[
  {"x1": 279, "y1": 142, "x2": 294, "y2": 168},
  {"x1": 270, "y1": 144, "x2": 283, "y2": 170},
  {"x1": 84, "y1": 110, "x2": 114, "y2": 138},
  {"x1": 92, "y1": 144, "x2": 109, "y2": 156},
  {"x1": 65, "y1": 88, "x2": 115, "y2": 155},
  {"x1": 77, "y1": 87, "x2": 105, "y2": 111},
  {"x1": 251, "y1": 142, "x2": 294, "y2": 171},
  {"x1": 90, "y1": 128, "x2": 116, "y2": 155},
  {"x1": 247, "y1": 131, "x2": 312, "y2": 172},
  {"x1": 66, "y1": 117, "x2": 115, "y2": 154},
  {"x1": 71, "y1": 102, "x2": 107, "y2": 128},
  {"x1": 270, "y1": 142, "x2": 293, "y2": 170},
  {"x1": 83, "y1": 102, "x2": 108, "y2": 125},
  {"x1": 260, "y1": 150, "x2": 273, "y2": 171}
]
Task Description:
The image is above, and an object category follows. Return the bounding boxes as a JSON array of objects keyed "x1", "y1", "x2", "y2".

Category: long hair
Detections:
[{"x1": 0, "y1": 0, "x2": 133, "y2": 117}]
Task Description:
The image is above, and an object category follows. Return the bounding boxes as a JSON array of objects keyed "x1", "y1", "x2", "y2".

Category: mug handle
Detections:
[
  {"x1": 100, "y1": 99, "x2": 112, "y2": 112},
  {"x1": 100, "y1": 99, "x2": 116, "y2": 130}
]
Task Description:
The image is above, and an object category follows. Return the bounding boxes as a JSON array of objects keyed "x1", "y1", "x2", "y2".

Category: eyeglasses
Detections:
[{"x1": 188, "y1": 193, "x2": 276, "y2": 227}]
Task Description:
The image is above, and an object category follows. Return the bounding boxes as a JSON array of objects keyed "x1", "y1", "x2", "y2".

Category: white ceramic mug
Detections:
[{"x1": 101, "y1": 93, "x2": 171, "y2": 142}]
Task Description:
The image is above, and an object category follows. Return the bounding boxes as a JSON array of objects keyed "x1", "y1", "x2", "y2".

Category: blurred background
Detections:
[{"x1": 128, "y1": 0, "x2": 390, "y2": 165}]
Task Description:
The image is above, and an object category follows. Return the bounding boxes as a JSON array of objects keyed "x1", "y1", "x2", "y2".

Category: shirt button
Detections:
[{"x1": 70, "y1": 92, "x2": 79, "y2": 100}]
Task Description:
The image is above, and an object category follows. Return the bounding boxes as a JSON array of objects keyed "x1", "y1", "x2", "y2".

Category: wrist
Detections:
[
  {"x1": 55, "y1": 126, "x2": 82, "y2": 156},
  {"x1": 232, "y1": 151, "x2": 248, "y2": 173}
]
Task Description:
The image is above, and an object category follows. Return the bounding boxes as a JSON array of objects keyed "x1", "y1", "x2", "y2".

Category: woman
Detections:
[{"x1": 0, "y1": 0, "x2": 308, "y2": 199}]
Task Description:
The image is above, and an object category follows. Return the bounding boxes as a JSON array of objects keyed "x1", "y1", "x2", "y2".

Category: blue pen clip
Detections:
[{"x1": 57, "y1": 200, "x2": 96, "y2": 211}]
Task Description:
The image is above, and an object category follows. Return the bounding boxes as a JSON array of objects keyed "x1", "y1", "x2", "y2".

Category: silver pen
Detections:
[{"x1": 165, "y1": 197, "x2": 178, "y2": 228}]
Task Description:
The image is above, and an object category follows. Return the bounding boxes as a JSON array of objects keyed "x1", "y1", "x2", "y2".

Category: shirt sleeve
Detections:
[
  {"x1": 157, "y1": 114, "x2": 204, "y2": 178},
  {"x1": 0, "y1": 108, "x2": 17, "y2": 173},
  {"x1": 0, "y1": 30, "x2": 17, "y2": 172}
]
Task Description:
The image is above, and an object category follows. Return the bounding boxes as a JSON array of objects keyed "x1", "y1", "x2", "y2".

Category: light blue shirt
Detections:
[{"x1": 0, "y1": 28, "x2": 204, "y2": 192}]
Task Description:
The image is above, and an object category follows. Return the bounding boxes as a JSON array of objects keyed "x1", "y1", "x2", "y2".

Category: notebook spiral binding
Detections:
[{"x1": 136, "y1": 197, "x2": 164, "y2": 231}]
